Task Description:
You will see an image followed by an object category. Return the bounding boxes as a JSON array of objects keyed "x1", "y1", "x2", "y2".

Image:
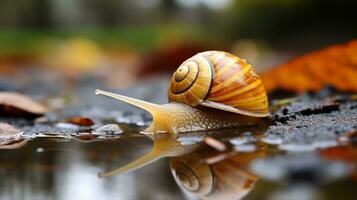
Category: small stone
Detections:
[
  {"x1": 0, "y1": 123, "x2": 27, "y2": 149},
  {"x1": 0, "y1": 123, "x2": 22, "y2": 137},
  {"x1": 92, "y1": 124, "x2": 124, "y2": 135}
]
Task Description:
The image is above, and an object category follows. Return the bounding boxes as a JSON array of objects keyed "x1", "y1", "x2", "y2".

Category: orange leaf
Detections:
[
  {"x1": 261, "y1": 40, "x2": 357, "y2": 92},
  {"x1": 67, "y1": 117, "x2": 95, "y2": 126}
]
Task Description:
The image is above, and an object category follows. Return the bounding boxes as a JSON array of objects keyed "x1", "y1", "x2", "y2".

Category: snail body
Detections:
[{"x1": 95, "y1": 51, "x2": 269, "y2": 134}]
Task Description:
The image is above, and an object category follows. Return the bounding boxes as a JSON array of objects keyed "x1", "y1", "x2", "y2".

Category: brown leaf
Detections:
[
  {"x1": 0, "y1": 92, "x2": 47, "y2": 118},
  {"x1": 320, "y1": 146, "x2": 357, "y2": 180},
  {"x1": 261, "y1": 40, "x2": 357, "y2": 92},
  {"x1": 321, "y1": 146, "x2": 357, "y2": 162},
  {"x1": 67, "y1": 117, "x2": 95, "y2": 126}
]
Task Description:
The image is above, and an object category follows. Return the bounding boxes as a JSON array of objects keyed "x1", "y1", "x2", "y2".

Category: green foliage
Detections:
[{"x1": 0, "y1": 25, "x2": 216, "y2": 54}]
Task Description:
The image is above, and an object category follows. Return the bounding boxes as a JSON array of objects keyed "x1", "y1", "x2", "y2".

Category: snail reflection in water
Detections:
[
  {"x1": 170, "y1": 143, "x2": 266, "y2": 200},
  {"x1": 100, "y1": 132, "x2": 266, "y2": 200},
  {"x1": 95, "y1": 51, "x2": 269, "y2": 134}
]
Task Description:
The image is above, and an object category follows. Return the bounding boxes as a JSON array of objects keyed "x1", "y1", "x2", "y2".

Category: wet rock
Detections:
[
  {"x1": 0, "y1": 123, "x2": 27, "y2": 149},
  {"x1": 0, "y1": 123, "x2": 22, "y2": 136},
  {"x1": 230, "y1": 132, "x2": 255, "y2": 146},
  {"x1": 22, "y1": 124, "x2": 78, "y2": 137},
  {"x1": 92, "y1": 124, "x2": 124, "y2": 135}
]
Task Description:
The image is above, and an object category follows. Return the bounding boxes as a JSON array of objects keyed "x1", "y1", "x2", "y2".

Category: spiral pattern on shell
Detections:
[
  {"x1": 168, "y1": 54, "x2": 214, "y2": 107},
  {"x1": 170, "y1": 158, "x2": 214, "y2": 195},
  {"x1": 170, "y1": 152, "x2": 260, "y2": 200},
  {"x1": 168, "y1": 51, "x2": 269, "y2": 117}
]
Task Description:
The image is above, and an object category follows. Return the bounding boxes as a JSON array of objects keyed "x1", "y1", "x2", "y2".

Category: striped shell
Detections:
[
  {"x1": 168, "y1": 51, "x2": 269, "y2": 117},
  {"x1": 170, "y1": 145, "x2": 264, "y2": 200}
]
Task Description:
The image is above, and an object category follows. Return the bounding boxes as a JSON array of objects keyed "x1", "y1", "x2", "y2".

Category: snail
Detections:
[
  {"x1": 170, "y1": 143, "x2": 266, "y2": 200},
  {"x1": 95, "y1": 51, "x2": 269, "y2": 134}
]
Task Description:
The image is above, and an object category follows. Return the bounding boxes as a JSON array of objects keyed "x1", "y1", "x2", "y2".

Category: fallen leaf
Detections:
[
  {"x1": 321, "y1": 146, "x2": 357, "y2": 162},
  {"x1": 0, "y1": 92, "x2": 47, "y2": 118},
  {"x1": 67, "y1": 117, "x2": 95, "y2": 126},
  {"x1": 261, "y1": 40, "x2": 357, "y2": 92},
  {"x1": 320, "y1": 146, "x2": 357, "y2": 180}
]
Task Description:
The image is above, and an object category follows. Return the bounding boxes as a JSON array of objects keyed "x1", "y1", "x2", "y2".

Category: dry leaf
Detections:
[
  {"x1": 321, "y1": 146, "x2": 357, "y2": 162},
  {"x1": 67, "y1": 117, "x2": 95, "y2": 126},
  {"x1": 261, "y1": 40, "x2": 357, "y2": 92},
  {"x1": 0, "y1": 92, "x2": 47, "y2": 117},
  {"x1": 320, "y1": 146, "x2": 357, "y2": 180}
]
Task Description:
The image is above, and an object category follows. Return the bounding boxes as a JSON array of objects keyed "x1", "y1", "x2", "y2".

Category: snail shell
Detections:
[{"x1": 168, "y1": 51, "x2": 269, "y2": 117}]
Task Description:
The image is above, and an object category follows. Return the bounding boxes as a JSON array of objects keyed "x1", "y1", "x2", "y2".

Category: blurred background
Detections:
[
  {"x1": 0, "y1": 1, "x2": 357, "y2": 200},
  {"x1": 1, "y1": 0, "x2": 357, "y2": 90}
]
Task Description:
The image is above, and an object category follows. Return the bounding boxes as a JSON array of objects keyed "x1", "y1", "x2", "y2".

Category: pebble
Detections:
[{"x1": 92, "y1": 124, "x2": 124, "y2": 135}]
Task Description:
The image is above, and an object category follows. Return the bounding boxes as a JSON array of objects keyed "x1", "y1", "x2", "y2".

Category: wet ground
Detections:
[{"x1": 0, "y1": 69, "x2": 356, "y2": 200}]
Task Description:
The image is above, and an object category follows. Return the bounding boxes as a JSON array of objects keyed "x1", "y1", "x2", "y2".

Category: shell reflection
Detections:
[
  {"x1": 98, "y1": 131, "x2": 266, "y2": 200},
  {"x1": 170, "y1": 143, "x2": 266, "y2": 200}
]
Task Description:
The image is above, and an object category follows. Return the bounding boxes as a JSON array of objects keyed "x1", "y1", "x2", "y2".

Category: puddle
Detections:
[{"x1": 0, "y1": 127, "x2": 356, "y2": 200}]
